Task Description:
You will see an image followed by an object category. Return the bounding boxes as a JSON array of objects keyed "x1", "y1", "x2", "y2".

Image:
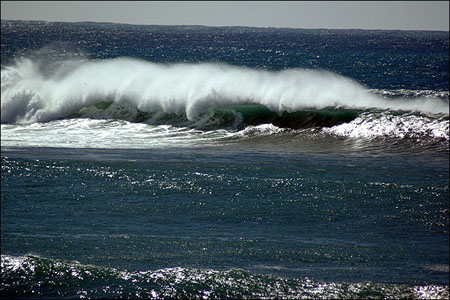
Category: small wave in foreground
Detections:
[{"x1": 1, "y1": 255, "x2": 449, "y2": 299}]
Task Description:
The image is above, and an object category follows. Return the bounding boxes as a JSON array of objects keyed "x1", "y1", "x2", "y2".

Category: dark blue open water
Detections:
[{"x1": 1, "y1": 20, "x2": 449, "y2": 299}]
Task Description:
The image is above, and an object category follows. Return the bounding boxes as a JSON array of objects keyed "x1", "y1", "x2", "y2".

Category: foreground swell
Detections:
[{"x1": 2, "y1": 255, "x2": 449, "y2": 299}]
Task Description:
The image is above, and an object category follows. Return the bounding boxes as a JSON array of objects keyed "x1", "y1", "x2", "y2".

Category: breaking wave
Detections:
[
  {"x1": 1, "y1": 57, "x2": 448, "y2": 125},
  {"x1": 1, "y1": 57, "x2": 448, "y2": 152}
]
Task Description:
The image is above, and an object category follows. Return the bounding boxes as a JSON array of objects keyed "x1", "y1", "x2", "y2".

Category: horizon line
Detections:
[{"x1": 2, "y1": 18, "x2": 449, "y2": 33}]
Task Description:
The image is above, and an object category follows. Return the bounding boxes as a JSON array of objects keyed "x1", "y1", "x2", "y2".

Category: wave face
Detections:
[
  {"x1": 2, "y1": 255, "x2": 449, "y2": 299},
  {"x1": 1, "y1": 57, "x2": 448, "y2": 125}
]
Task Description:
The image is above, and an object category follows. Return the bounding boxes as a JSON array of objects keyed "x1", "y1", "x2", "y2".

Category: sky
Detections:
[{"x1": 1, "y1": 1, "x2": 449, "y2": 31}]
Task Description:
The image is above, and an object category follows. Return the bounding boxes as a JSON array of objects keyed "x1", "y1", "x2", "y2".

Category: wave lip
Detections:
[
  {"x1": 1, "y1": 57, "x2": 449, "y2": 125},
  {"x1": 2, "y1": 255, "x2": 449, "y2": 299}
]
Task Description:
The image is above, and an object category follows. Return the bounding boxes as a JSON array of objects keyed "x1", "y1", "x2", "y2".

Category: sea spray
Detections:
[{"x1": 2, "y1": 57, "x2": 448, "y2": 124}]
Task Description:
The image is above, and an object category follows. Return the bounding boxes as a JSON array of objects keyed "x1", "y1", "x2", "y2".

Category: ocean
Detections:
[{"x1": 1, "y1": 20, "x2": 449, "y2": 299}]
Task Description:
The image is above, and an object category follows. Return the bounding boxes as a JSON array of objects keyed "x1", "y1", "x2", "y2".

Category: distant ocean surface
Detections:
[{"x1": 1, "y1": 20, "x2": 449, "y2": 299}]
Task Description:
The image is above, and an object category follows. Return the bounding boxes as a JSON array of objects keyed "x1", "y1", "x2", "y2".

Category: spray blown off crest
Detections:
[{"x1": 1, "y1": 57, "x2": 448, "y2": 124}]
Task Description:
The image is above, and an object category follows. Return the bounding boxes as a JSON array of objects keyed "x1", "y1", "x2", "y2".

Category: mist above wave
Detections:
[{"x1": 1, "y1": 57, "x2": 448, "y2": 124}]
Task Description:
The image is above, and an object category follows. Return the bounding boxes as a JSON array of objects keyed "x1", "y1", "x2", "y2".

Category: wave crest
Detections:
[{"x1": 2, "y1": 57, "x2": 448, "y2": 124}]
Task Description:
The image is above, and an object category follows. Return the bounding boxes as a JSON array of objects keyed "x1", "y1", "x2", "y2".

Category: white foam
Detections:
[
  {"x1": 0, "y1": 119, "x2": 237, "y2": 149},
  {"x1": 2, "y1": 57, "x2": 448, "y2": 124},
  {"x1": 237, "y1": 124, "x2": 286, "y2": 137},
  {"x1": 324, "y1": 112, "x2": 449, "y2": 140}
]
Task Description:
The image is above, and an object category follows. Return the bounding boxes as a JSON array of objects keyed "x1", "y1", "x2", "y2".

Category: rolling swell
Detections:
[
  {"x1": 1, "y1": 57, "x2": 448, "y2": 125},
  {"x1": 2, "y1": 255, "x2": 449, "y2": 299}
]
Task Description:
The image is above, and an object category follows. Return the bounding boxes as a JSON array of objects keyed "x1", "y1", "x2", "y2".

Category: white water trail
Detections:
[{"x1": 1, "y1": 57, "x2": 448, "y2": 124}]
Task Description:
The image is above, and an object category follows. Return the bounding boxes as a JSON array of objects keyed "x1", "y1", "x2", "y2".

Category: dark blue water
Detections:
[{"x1": 1, "y1": 20, "x2": 449, "y2": 299}]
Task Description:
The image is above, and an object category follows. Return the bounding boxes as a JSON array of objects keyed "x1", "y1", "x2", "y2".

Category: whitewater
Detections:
[{"x1": 2, "y1": 57, "x2": 448, "y2": 124}]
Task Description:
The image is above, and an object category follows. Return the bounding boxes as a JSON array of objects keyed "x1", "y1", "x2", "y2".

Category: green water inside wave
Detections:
[{"x1": 66, "y1": 101, "x2": 360, "y2": 130}]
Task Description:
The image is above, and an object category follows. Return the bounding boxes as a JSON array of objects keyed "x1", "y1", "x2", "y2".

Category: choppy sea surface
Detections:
[{"x1": 1, "y1": 20, "x2": 449, "y2": 299}]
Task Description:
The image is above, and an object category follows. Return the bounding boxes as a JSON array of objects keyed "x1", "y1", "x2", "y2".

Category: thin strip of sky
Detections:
[{"x1": 1, "y1": 1, "x2": 449, "y2": 31}]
